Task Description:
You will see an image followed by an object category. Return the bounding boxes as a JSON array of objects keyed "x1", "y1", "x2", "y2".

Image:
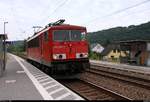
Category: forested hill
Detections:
[{"x1": 87, "y1": 21, "x2": 150, "y2": 46}]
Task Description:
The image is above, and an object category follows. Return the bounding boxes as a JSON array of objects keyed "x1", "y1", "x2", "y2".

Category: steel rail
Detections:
[{"x1": 79, "y1": 78, "x2": 133, "y2": 101}]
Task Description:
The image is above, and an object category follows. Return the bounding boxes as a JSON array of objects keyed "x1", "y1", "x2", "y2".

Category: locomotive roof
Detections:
[{"x1": 27, "y1": 24, "x2": 86, "y2": 42}]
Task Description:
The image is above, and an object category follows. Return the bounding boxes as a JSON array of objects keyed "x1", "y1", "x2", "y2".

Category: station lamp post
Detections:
[
  {"x1": 3, "y1": 21, "x2": 8, "y2": 70},
  {"x1": 4, "y1": 22, "x2": 8, "y2": 34}
]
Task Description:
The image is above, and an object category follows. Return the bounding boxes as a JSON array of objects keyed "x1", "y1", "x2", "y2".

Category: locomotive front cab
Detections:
[{"x1": 51, "y1": 26, "x2": 90, "y2": 74}]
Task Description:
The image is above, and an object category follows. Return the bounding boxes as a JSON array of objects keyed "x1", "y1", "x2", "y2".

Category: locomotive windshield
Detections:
[
  {"x1": 71, "y1": 30, "x2": 81, "y2": 41},
  {"x1": 53, "y1": 30, "x2": 70, "y2": 41},
  {"x1": 53, "y1": 30, "x2": 85, "y2": 42}
]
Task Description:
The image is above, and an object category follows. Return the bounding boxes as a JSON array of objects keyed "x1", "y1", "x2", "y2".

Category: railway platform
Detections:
[{"x1": 0, "y1": 53, "x2": 84, "y2": 100}]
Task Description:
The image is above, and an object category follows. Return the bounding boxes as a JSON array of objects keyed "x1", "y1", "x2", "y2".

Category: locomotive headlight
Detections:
[
  {"x1": 76, "y1": 53, "x2": 88, "y2": 58},
  {"x1": 53, "y1": 54, "x2": 58, "y2": 59},
  {"x1": 83, "y1": 53, "x2": 88, "y2": 58},
  {"x1": 53, "y1": 54, "x2": 66, "y2": 59}
]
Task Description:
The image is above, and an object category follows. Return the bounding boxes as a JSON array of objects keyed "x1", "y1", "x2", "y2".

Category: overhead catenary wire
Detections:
[
  {"x1": 9, "y1": 7, "x2": 26, "y2": 40},
  {"x1": 7, "y1": 0, "x2": 81, "y2": 40},
  {"x1": 83, "y1": 0, "x2": 150, "y2": 25},
  {"x1": 48, "y1": 0, "x2": 70, "y2": 16},
  {"x1": 41, "y1": 0, "x2": 70, "y2": 25},
  {"x1": 29, "y1": 0, "x2": 70, "y2": 38},
  {"x1": 39, "y1": 0, "x2": 60, "y2": 16},
  {"x1": 37, "y1": 0, "x2": 61, "y2": 24},
  {"x1": 25, "y1": 0, "x2": 70, "y2": 39},
  {"x1": 13, "y1": 0, "x2": 61, "y2": 40},
  {"x1": 5, "y1": 0, "x2": 150, "y2": 40}
]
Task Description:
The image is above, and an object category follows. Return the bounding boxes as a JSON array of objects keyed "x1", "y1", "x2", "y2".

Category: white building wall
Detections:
[
  {"x1": 147, "y1": 43, "x2": 150, "y2": 51},
  {"x1": 147, "y1": 54, "x2": 150, "y2": 66},
  {"x1": 92, "y1": 44, "x2": 104, "y2": 53},
  {"x1": 147, "y1": 43, "x2": 150, "y2": 66}
]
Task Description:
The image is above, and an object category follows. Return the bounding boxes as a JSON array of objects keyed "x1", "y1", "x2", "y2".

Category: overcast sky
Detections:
[{"x1": 0, "y1": 0, "x2": 150, "y2": 41}]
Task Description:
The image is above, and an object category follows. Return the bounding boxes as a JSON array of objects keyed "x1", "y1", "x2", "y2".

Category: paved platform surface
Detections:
[
  {"x1": 0, "y1": 53, "x2": 84, "y2": 100},
  {"x1": 90, "y1": 60, "x2": 150, "y2": 75}
]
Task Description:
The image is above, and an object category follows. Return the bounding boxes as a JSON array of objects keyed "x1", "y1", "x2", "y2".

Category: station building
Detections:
[{"x1": 119, "y1": 40, "x2": 150, "y2": 66}]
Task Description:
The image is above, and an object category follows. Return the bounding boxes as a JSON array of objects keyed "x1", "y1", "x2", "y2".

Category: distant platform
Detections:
[{"x1": 0, "y1": 53, "x2": 84, "y2": 100}]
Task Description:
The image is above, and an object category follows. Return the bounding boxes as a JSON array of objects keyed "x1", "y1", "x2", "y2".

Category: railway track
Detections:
[
  {"x1": 89, "y1": 65, "x2": 150, "y2": 89},
  {"x1": 58, "y1": 79, "x2": 132, "y2": 100},
  {"x1": 78, "y1": 65, "x2": 150, "y2": 100}
]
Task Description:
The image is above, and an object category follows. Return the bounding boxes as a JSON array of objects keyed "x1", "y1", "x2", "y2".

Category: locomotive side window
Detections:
[
  {"x1": 53, "y1": 30, "x2": 70, "y2": 42},
  {"x1": 81, "y1": 32, "x2": 86, "y2": 40},
  {"x1": 28, "y1": 37, "x2": 39, "y2": 48},
  {"x1": 44, "y1": 31, "x2": 49, "y2": 41}
]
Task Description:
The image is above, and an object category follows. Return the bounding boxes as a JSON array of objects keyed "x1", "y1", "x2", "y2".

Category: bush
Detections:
[{"x1": 89, "y1": 51, "x2": 102, "y2": 60}]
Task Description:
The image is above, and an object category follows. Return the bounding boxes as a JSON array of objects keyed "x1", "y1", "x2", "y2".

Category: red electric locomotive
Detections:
[{"x1": 26, "y1": 19, "x2": 90, "y2": 77}]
